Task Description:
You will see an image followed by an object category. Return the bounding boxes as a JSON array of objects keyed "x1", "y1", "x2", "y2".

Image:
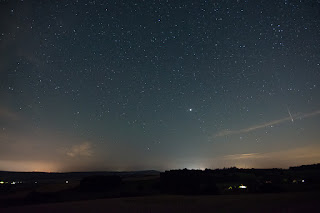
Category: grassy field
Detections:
[{"x1": 1, "y1": 191, "x2": 319, "y2": 213}]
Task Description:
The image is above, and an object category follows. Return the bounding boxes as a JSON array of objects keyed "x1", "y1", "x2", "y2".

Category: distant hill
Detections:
[
  {"x1": 289, "y1": 163, "x2": 320, "y2": 170},
  {"x1": 0, "y1": 170, "x2": 160, "y2": 183}
]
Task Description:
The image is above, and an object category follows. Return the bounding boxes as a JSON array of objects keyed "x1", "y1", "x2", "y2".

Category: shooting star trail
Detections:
[
  {"x1": 214, "y1": 109, "x2": 320, "y2": 137},
  {"x1": 287, "y1": 106, "x2": 294, "y2": 123}
]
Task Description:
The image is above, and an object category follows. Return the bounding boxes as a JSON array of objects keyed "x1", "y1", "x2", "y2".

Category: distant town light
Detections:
[
  {"x1": 302, "y1": 180, "x2": 305, "y2": 183},
  {"x1": 0, "y1": 181, "x2": 4, "y2": 184},
  {"x1": 66, "y1": 180, "x2": 69, "y2": 184},
  {"x1": 11, "y1": 181, "x2": 16, "y2": 185},
  {"x1": 35, "y1": 181, "x2": 37, "y2": 184},
  {"x1": 239, "y1": 185, "x2": 247, "y2": 189}
]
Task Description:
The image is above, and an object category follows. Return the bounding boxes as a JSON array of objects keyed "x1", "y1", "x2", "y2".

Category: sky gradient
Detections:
[{"x1": 1, "y1": 0, "x2": 320, "y2": 172}]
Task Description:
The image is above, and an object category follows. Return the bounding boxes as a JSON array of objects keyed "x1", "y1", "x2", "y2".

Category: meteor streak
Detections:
[
  {"x1": 287, "y1": 106, "x2": 294, "y2": 123},
  {"x1": 214, "y1": 109, "x2": 320, "y2": 137}
]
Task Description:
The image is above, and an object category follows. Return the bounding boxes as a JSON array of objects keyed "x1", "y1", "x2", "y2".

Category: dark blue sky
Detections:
[{"x1": 1, "y1": 0, "x2": 320, "y2": 172}]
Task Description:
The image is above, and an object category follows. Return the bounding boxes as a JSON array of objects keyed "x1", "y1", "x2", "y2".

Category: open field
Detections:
[{"x1": 1, "y1": 191, "x2": 319, "y2": 213}]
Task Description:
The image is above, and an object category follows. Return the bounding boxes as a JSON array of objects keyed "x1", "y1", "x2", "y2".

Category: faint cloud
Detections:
[
  {"x1": 223, "y1": 153, "x2": 262, "y2": 160},
  {"x1": 219, "y1": 145, "x2": 320, "y2": 168},
  {"x1": 66, "y1": 142, "x2": 93, "y2": 158},
  {"x1": 214, "y1": 109, "x2": 320, "y2": 137},
  {"x1": 0, "y1": 107, "x2": 19, "y2": 121}
]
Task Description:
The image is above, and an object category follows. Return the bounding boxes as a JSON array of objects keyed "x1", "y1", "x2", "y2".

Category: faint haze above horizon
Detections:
[{"x1": 0, "y1": 0, "x2": 320, "y2": 172}]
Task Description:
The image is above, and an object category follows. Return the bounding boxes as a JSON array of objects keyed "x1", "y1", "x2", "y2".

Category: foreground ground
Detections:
[{"x1": 1, "y1": 191, "x2": 319, "y2": 213}]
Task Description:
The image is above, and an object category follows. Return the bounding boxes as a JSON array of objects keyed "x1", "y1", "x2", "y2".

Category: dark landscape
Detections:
[{"x1": 1, "y1": 163, "x2": 320, "y2": 212}]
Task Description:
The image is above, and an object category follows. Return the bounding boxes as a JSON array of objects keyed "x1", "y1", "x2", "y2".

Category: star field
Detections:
[{"x1": 0, "y1": 0, "x2": 320, "y2": 172}]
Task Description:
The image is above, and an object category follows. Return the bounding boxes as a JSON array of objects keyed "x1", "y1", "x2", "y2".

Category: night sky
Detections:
[{"x1": 1, "y1": 0, "x2": 320, "y2": 172}]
